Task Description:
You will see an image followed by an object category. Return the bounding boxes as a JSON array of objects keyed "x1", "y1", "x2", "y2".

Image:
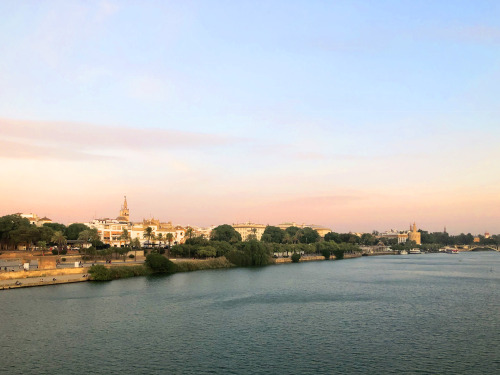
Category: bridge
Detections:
[{"x1": 468, "y1": 245, "x2": 499, "y2": 252}]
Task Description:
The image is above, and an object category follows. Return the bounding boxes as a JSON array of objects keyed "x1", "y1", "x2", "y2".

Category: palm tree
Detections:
[
  {"x1": 186, "y1": 227, "x2": 194, "y2": 239},
  {"x1": 51, "y1": 231, "x2": 67, "y2": 256},
  {"x1": 130, "y1": 237, "x2": 141, "y2": 262},
  {"x1": 120, "y1": 228, "x2": 130, "y2": 247},
  {"x1": 151, "y1": 233, "x2": 157, "y2": 251},
  {"x1": 166, "y1": 232, "x2": 174, "y2": 258},
  {"x1": 157, "y1": 233, "x2": 163, "y2": 248},
  {"x1": 143, "y1": 227, "x2": 153, "y2": 248},
  {"x1": 37, "y1": 240, "x2": 47, "y2": 256}
]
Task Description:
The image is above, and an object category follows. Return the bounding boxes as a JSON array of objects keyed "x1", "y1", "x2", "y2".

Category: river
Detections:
[{"x1": 1, "y1": 252, "x2": 499, "y2": 374}]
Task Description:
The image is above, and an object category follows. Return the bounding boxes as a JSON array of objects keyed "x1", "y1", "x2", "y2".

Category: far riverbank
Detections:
[{"x1": 0, "y1": 253, "x2": 365, "y2": 290}]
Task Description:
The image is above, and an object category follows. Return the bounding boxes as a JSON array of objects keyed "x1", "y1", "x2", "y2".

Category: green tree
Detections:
[
  {"x1": 198, "y1": 246, "x2": 216, "y2": 258},
  {"x1": 0, "y1": 215, "x2": 30, "y2": 250},
  {"x1": 157, "y1": 233, "x2": 164, "y2": 247},
  {"x1": 291, "y1": 253, "x2": 301, "y2": 263},
  {"x1": 10, "y1": 225, "x2": 40, "y2": 251},
  {"x1": 130, "y1": 237, "x2": 141, "y2": 261},
  {"x1": 51, "y1": 231, "x2": 67, "y2": 256},
  {"x1": 43, "y1": 222, "x2": 67, "y2": 233},
  {"x1": 165, "y1": 232, "x2": 174, "y2": 257},
  {"x1": 298, "y1": 227, "x2": 320, "y2": 244},
  {"x1": 210, "y1": 224, "x2": 242, "y2": 242},
  {"x1": 78, "y1": 228, "x2": 101, "y2": 256},
  {"x1": 65, "y1": 223, "x2": 90, "y2": 240},
  {"x1": 120, "y1": 228, "x2": 130, "y2": 247},
  {"x1": 261, "y1": 226, "x2": 285, "y2": 243},
  {"x1": 186, "y1": 227, "x2": 194, "y2": 239},
  {"x1": 360, "y1": 233, "x2": 377, "y2": 246},
  {"x1": 37, "y1": 240, "x2": 47, "y2": 255},
  {"x1": 145, "y1": 253, "x2": 176, "y2": 273},
  {"x1": 143, "y1": 227, "x2": 153, "y2": 247},
  {"x1": 324, "y1": 232, "x2": 341, "y2": 243}
]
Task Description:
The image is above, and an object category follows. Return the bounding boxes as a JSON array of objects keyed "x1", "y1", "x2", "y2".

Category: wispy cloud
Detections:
[
  {"x1": 0, "y1": 139, "x2": 113, "y2": 161},
  {"x1": 0, "y1": 118, "x2": 241, "y2": 160}
]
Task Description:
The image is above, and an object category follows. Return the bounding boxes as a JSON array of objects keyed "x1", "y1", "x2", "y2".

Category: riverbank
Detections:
[{"x1": 0, "y1": 253, "x2": 367, "y2": 290}]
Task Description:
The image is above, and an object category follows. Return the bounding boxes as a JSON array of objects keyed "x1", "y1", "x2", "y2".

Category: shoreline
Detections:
[{"x1": 0, "y1": 252, "x2": 369, "y2": 290}]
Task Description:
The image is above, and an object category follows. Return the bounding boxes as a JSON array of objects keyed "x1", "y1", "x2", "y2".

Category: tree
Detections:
[
  {"x1": 186, "y1": 227, "x2": 194, "y2": 239},
  {"x1": 43, "y1": 222, "x2": 66, "y2": 233},
  {"x1": 291, "y1": 253, "x2": 301, "y2": 263},
  {"x1": 130, "y1": 237, "x2": 141, "y2": 261},
  {"x1": 157, "y1": 233, "x2": 163, "y2": 248},
  {"x1": 37, "y1": 240, "x2": 47, "y2": 255},
  {"x1": 143, "y1": 227, "x2": 153, "y2": 247},
  {"x1": 0, "y1": 215, "x2": 31, "y2": 250},
  {"x1": 198, "y1": 246, "x2": 216, "y2": 258},
  {"x1": 261, "y1": 226, "x2": 285, "y2": 243},
  {"x1": 298, "y1": 228, "x2": 320, "y2": 244},
  {"x1": 324, "y1": 232, "x2": 341, "y2": 243},
  {"x1": 10, "y1": 225, "x2": 40, "y2": 251},
  {"x1": 65, "y1": 223, "x2": 90, "y2": 240},
  {"x1": 145, "y1": 253, "x2": 176, "y2": 274},
  {"x1": 120, "y1": 228, "x2": 130, "y2": 247},
  {"x1": 78, "y1": 228, "x2": 101, "y2": 256},
  {"x1": 282, "y1": 233, "x2": 293, "y2": 244},
  {"x1": 165, "y1": 233, "x2": 174, "y2": 257},
  {"x1": 51, "y1": 231, "x2": 67, "y2": 256},
  {"x1": 210, "y1": 224, "x2": 242, "y2": 242},
  {"x1": 360, "y1": 233, "x2": 377, "y2": 246}
]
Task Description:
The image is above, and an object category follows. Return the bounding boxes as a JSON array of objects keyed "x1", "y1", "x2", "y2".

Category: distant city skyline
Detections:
[{"x1": 1, "y1": 1, "x2": 499, "y2": 234}]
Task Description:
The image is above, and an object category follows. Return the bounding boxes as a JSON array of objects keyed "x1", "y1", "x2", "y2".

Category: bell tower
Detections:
[{"x1": 119, "y1": 196, "x2": 130, "y2": 222}]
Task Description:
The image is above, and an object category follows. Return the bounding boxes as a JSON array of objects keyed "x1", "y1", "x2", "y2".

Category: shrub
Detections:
[
  {"x1": 88, "y1": 265, "x2": 150, "y2": 281},
  {"x1": 332, "y1": 249, "x2": 345, "y2": 260},
  {"x1": 226, "y1": 249, "x2": 252, "y2": 267},
  {"x1": 128, "y1": 254, "x2": 135, "y2": 258},
  {"x1": 88, "y1": 265, "x2": 112, "y2": 281},
  {"x1": 174, "y1": 257, "x2": 234, "y2": 272},
  {"x1": 321, "y1": 249, "x2": 330, "y2": 260},
  {"x1": 61, "y1": 258, "x2": 67, "y2": 262},
  {"x1": 291, "y1": 253, "x2": 301, "y2": 263},
  {"x1": 145, "y1": 253, "x2": 176, "y2": 274}
]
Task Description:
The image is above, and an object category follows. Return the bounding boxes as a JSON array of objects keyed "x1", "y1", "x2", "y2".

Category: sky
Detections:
[{"x1": 1, "y1": 0, "x2": 499, "y2": 234}]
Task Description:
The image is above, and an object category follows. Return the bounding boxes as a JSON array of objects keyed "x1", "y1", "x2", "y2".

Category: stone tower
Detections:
[{"x1": 408, "y1": 222, "x2": 421, "y2": 245}]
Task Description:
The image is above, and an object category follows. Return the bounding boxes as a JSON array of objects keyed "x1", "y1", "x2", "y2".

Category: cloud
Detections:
[
  {"x1": 0, "y1": 117, "x2": 242, "y2": 160},
  {"x1": 0, "y1": 139, "x2": 113, "y2": 161}
]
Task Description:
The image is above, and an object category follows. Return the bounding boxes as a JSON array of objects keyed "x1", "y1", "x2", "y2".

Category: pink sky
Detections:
[{"x1": 1, "y1": 118, "x2": 498, "y2": 236}]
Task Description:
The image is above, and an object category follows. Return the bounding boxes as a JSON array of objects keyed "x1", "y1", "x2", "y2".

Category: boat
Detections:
[
  {"x1": 409, "y1": 248, "x2": 421, "y2": 254},
  {"x1": 445, "y1": 248, "x2": 459, "y2": 254},
  {"x1": 399, "y1": 250, "x2": 408, "y2": 255}
]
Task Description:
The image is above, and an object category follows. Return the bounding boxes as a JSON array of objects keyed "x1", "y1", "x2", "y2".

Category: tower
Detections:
[
  {"x1": 118, "y1": 196, "x2": 130, "y2": 222},
  {"x1": 408, "y1": 222, "x2": 421, "y2": 245}
]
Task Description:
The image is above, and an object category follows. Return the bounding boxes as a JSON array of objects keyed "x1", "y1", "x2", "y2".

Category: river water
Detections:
[{"x1": 1, "y1": 252, "x2": 499, "y2": 374}]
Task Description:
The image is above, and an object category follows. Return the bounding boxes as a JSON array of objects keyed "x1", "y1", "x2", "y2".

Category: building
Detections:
[
  {"x1": 84, "y1": 197, "x2": 186, "y2": 247},
  {"x1": 232, "y1": 222, "x2": 267, "y2": 241},
  {"x1": 16, "y1": 213, "x2": 53, "y2": 227},
  {"x1": 379, "y1": 229, "x2": 408, "y2": 244},
  {"x1": 408, "y1": 223, "x2": 421, "y2": 245},
  {"x1": 277, "y1": 222, "x2": 332, "y2": 237}
]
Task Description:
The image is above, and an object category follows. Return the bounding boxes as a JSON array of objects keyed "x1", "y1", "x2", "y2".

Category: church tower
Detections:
[{"x1": 117, "y1": 196, "x2": 130, "y2": 222}]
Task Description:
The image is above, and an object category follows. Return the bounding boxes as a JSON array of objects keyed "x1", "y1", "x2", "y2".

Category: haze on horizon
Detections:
[{"x1": 1, "y1": 1, "x2": 499, "y2": 235}]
